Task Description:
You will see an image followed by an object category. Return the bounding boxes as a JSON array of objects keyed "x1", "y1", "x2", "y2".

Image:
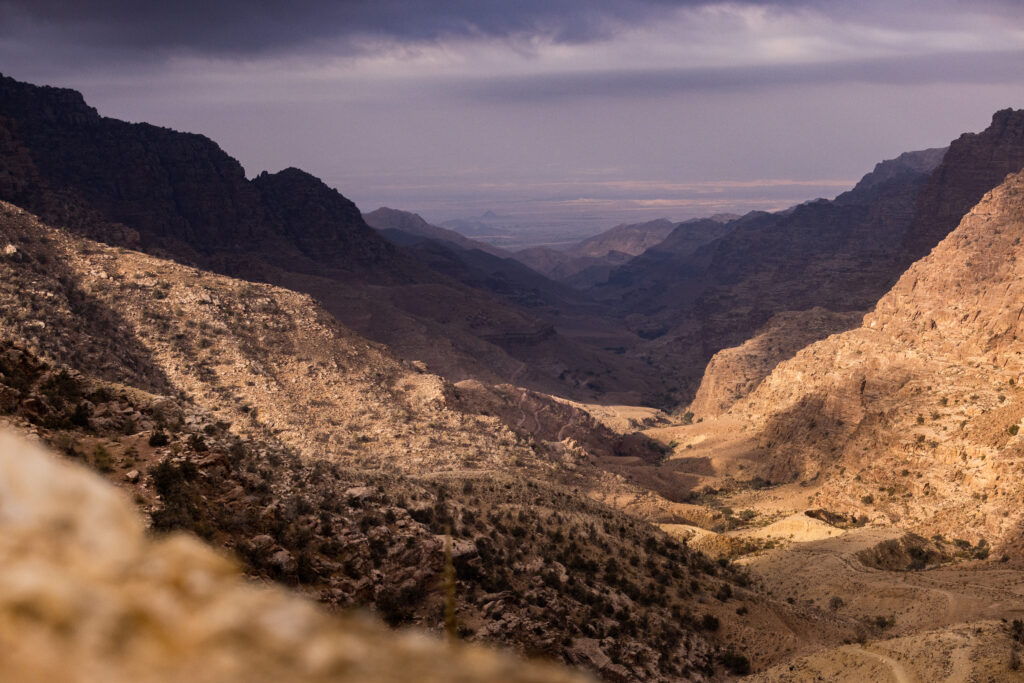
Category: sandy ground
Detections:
[
  {"x1": 742, "y1": 513, "x2": 846, "y2": 542},
  {"x1": 626, "y1": 414, "x2": 1024, "y2": 680},
  {"x1": 565, "y1": 400, "x2": 670, "y2": 433},
  {"x1": 751, "y1": 621, "x2": 1023, "y2": 682}
]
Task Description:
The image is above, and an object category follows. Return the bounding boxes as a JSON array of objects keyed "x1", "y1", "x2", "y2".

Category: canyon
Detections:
[{"x1": 2, "y1": 70, "x2": 1024, "y2": 681}]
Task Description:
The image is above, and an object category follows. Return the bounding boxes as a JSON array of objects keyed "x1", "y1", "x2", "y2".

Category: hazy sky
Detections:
[{"x1": 2, "y1": 0, "x2": 1023, "y2": 231}]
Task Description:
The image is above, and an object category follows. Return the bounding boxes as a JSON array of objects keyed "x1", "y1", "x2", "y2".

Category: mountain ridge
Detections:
[{"x1": 0, "y1": 72, "x2": 667, "y2": 404}]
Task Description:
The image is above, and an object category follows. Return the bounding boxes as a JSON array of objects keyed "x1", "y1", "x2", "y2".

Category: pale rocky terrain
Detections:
[
  {"x1": 733, "y1": 168, "x2": 1024, "y2": 547},
  {"x1": 689, "y1": 308, "x2": 863, "y2": 419}
]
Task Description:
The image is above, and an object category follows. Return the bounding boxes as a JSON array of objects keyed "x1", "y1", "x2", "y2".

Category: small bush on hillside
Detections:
[
  {"x1": 149, "y1": 430, "x2": 170, "y2": 447},
  {"x1": 92, "y1": 444, "x2": 114, "y2": 473},
  {"x1": 700, "y1": 614, "x2": 719, "y2": 631},
  {"x1": 720, "y1": 650, "x2": 751, "y2": 675}
]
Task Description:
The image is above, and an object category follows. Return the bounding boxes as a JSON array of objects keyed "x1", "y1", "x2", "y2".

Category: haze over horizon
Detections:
[{"x1": 2, "y1": 0, "x2": 1023, "y2": 240}]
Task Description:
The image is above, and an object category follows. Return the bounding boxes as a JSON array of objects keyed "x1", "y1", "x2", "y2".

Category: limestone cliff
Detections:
[
  {"x1": 897, "y1": 108, "x2": 1024, "y2": 268},
  {"x1": 733, "y1": 169, "x2": 1024, "y2": 549}
]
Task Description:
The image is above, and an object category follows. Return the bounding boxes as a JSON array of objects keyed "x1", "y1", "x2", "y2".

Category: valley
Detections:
[{"x1": 2, "y1": 66, "x2": 1024, "y2": 682}]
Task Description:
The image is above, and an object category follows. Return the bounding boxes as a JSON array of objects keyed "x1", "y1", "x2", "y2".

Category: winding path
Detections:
[{"x1": 839, "y1": 645, "x2": 914, "y2": 683}]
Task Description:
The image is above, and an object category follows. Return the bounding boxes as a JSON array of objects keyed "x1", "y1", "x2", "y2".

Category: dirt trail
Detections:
[
  {"x1": 840, "y1": 645, "x2": 915, "y2": 683},
  {"x1": 946, "y1": 644, "x2": 973, "y2": 682}
]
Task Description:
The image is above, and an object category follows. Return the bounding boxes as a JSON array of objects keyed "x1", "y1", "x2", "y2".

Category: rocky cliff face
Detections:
[
  {"x1": 0, "y1": 74, "x2": 401, "y2": 272},
  {"x1": 731, "y1": 169, "x2": 1024, "y2": 549},
  {"x1": 897, "y1": 109, "x2": 1024, "y2": 268},
  {"x1": 0, "y1": 74, "x2": 270, "y2": 252},
  {"x1": 0, "y1": 116, "x2": 41, "y2": 207},
  {"x1": 255, "y1": 168, "x2": 393, "y2": 267}
]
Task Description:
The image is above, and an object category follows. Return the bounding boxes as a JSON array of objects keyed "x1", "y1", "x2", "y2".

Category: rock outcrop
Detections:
[
  {"x1": 254, "y1": 168, "x2": 393, "y2": 267},
  {"x1": 689, "y1": 308, "x2": 863, "y2": 418}
]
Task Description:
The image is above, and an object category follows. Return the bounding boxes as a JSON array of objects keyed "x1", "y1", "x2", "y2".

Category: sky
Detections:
[{"x1": 2, "y1": 1, "x2": 1023, "y2": 240}]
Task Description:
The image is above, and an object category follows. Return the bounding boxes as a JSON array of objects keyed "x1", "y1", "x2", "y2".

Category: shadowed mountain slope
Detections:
[
  {"x1": 591, "y1": 144, "x2": 1007, "y2": 405},
  {"x1": 364, "y1": 206, "x2": 511, "y2": 258},
  {"x1": 513, "y1": 218, "x2": 729, "y2": 288},
  {"x1": 0, "y1": 72, "x2": 664, "y2": 404},
  {"x1": 897, "y1": 108, "x2": 1024, "y2": 268}
]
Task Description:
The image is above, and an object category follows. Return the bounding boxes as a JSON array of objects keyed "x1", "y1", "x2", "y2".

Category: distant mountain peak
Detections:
[{"x1": 363, "y1": 206, "x2": 510, "y2": 258}]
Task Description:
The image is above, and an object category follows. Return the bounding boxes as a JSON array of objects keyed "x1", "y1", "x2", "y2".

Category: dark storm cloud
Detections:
[
  {"x1": 0, "y1": 0, "x2": 793, "y2": 56},
  {"x1": 451, "y1": 49, "x2": 1024, "y2": 102}
]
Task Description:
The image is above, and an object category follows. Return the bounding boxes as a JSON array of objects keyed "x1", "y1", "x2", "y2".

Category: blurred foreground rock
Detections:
[{"x1": 0, "y1": 430, "x2": 589, "y2": 683}]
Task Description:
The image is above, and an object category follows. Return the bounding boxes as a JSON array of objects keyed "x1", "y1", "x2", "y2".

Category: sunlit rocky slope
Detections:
[{"x1": 728, "y1": 168, "x2": 1024, "y2": 550}]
